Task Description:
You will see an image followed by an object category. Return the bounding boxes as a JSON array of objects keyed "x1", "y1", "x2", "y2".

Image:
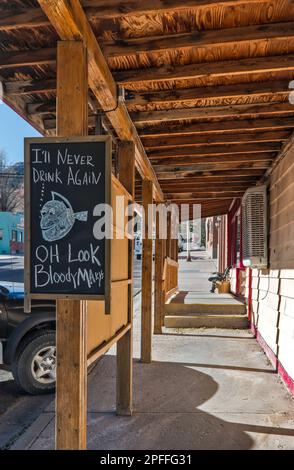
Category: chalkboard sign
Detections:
[{"x1": 24, "y1": 137, "x2": 111, "y2": 305}]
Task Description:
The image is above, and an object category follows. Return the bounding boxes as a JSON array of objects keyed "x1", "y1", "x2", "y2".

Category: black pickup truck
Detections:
[{"x1": 0, "y1": 281, "x2": 56, "y2": 395}]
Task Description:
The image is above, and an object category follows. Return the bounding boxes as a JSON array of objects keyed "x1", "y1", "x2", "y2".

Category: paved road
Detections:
[
  {"x1": 0, "y1": 256, "x2": 24, "y2": 284},
  {"x1": 0, "y1": 254, "x2": 142, "y2": 449}
]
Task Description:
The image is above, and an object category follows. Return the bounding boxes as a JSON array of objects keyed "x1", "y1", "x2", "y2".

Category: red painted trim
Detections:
[
  {"x1": 278, "y1": 362, "x2": 294, "y2": 395},
  {"x1": 252, "y1": 323, "x2": 294, "y2": 396}
]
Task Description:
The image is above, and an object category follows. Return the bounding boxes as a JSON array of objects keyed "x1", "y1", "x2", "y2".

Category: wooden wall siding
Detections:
[
  {"x1": 269, "y1": 139, "x2": 294, "y2": 268},
  {"x1": 247, "y1": 267, "x2": 294, "y2": 380},
  {"x1": 3, "y1": 0, "x2": 294, "y2": 206}
]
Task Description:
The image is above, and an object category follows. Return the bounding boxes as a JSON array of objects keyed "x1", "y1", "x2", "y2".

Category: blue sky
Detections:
[{"x1": 0, "y1": 103, "x2": 41, "y2": 165}]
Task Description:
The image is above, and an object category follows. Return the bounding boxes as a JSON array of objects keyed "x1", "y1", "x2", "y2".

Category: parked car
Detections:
[{"x1": 0, "y1": 281, "x2": 56, "y2": 395}]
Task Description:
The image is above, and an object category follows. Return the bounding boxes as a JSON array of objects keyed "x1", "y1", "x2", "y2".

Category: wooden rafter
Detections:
[
  {"x1": 142, "y1": 131, "x2": 290, "y2": 148},
  {"x1": 115, "y1": 54, "x2": 294, "y2": 85},
  {"x1": 138, "y1": 117, "x2": 294, "y2": 137},
  {"x1": 0, "y1": 1, "x2": 276, "y2": 31},
  {"x1": 147, "y1": 143, "x2": 281, "y2": 158},
  {"x1": 103, "y1": 22, "x2": 294, "y2": 58},
  {"x1": 37, "y1": 0, "x2": 163, "y2": 202},
  {"x1": 132, "y1": 103, "x2": 294, "y2": 124},
  {"x1": 126, "y1": 81, "x2": 293, "y2": 107}
]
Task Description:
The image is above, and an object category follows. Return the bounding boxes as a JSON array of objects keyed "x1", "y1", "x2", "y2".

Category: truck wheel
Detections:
[{"x1": 12, "y1": 331, "x2": 56, "y2": 395}]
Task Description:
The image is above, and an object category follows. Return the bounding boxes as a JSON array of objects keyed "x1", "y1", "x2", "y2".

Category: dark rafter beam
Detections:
[
  {"x1": 115, "y1": 54, "x2": 294, "y2": 85},
  {"x1": 151, "y1": 153, "x2": 276, "y2": 167},
  {"x1": 5, "y1": 78, "x2": 56, "y2": 96},
  {"x1": 103, "y1": 22, "x2": 294, "y2": 58},
  {"x1": 138, "y1": 117, "x2": 294, "y2": 137},
  {"x1": 158, "y1": 175, "x2": 260, "y2": 184},
  {"x1": 155, "y1": 162, "x2": 271, "y2": 174},
  {"x1": 165, "y1": 194, "x2": 245, "y2": 200},
  {"x1": 142, "y1": 131, "x2": 290, "y2": 148},
  {"x1": 147, "y1": 143, "x2": 281, "y2": 159},
  {"x1": 0, "y1": 2, "x2": 275, "y2": 31},
  {"x1": 132, "y1": 103, "x2": 294, "y2": 124},
  {"x1": 0, "y1": 7, "x2": 49, "y2": 31},
  {"x1": 0, "y1": 47, "x2": 56, "y2": 69},
  {"x1": 126, "y1": 81, "x2": 292, "y2": 107},
  {"x1": 156, "y1": 168, "x2": 266, "y2": 179}
]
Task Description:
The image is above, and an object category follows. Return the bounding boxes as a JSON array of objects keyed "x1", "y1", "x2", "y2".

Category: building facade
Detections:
[{"x1": 0, "y1": 212, "x2": 24, "y2": 255}]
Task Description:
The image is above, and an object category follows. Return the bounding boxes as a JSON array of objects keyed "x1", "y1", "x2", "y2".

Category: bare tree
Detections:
[{"x1": 0, "y1": 149, "x2": 24, "y2": 212}]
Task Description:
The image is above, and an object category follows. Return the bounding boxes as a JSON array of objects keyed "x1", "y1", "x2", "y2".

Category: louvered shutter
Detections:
[{"x1": 242, "y1": 185, "x2": 268, "y2": 268}]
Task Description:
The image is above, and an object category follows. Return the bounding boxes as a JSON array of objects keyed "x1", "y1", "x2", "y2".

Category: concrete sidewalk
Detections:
[
  {"x1": 13, "y1": 291, "x2": 294, "y2": 450},
  {"x1": 178, "y1": 250, "x2": 217, "y2": 292}
]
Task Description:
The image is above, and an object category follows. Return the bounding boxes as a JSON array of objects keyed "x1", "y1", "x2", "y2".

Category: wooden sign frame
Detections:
[{"x1": 24, "y1": 136, "x2": 112, "y2": 311}]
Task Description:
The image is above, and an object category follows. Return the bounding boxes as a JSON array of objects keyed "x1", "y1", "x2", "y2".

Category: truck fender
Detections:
[{"x1": 3, "y1": 312, "x2": 56, "y2": 365}]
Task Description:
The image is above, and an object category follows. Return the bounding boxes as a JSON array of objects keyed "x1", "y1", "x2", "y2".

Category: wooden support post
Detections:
[
  {"x1": 141, "y1": 179, "x2": 153, "y2": 363},
  {"x1": 117, "y1": 141, "x2": 135, "y2": 416},
  {"x1": 55, "y1": 41, "x2": 88, "y2": 450},
  {"x1": 154, "y1": 207, "x2": 164, "y2": 334},
  {"x1": 161, "y1": 237, "x2": 167, "y2": 329},
  {"x1": 167, "y1": 211, "x2": 172, "y2": 259}
]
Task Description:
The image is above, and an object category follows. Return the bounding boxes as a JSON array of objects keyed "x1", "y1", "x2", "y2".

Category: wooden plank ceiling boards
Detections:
[{"x1": 1, "y1": 0, "x2": 294, "y2": 216}]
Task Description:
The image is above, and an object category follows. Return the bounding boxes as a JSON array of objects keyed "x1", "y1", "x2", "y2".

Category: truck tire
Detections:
[{"x1": 12, "y1": 330, "x2": 56, "y2": 395}]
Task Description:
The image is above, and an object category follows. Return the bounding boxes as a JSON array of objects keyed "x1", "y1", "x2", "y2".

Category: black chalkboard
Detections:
[{"x1": 25, "y1": 137, "x2": 111, "y2": 302}]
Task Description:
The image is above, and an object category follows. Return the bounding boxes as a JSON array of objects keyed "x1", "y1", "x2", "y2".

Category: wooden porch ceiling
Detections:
[{"x1": 1, "y1": 0, "x2": 294, "y2": 217}]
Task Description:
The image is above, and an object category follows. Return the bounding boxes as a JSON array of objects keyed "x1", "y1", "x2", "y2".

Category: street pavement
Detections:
[{"x1": 0, "y1": 254, "x2": 142, "y2": 449}]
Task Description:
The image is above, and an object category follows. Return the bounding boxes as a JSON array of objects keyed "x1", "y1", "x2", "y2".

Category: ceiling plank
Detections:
[
  {"x1": 158, "y1": 176, "x2": 260, "y2": 185},
  {"x1": 82, "y1": 0, "x2": 265, "y2": 17},
  {"x1": 0, "y1": 47, "x2": 56, "y2": 69},
  {"x1": 5, "y1": 78, "x2": 57, "y2": 96},
  {"x1": 115, "y1": 54, "x2": 294, "y2": 85},
  {"x1": 103, "y1": 22, "x2": 294, "y2": 58},
  {"x1": 152, "y1": 153, "x2": 276, "y2": 167},
  {"x1": 148, "y1": 143, "x2": 281, "y2": 158},
  {"x1": 155, "y1": 162, "x2": 271, "y2": 174},
  {"x1": 37, "y1": 0, "x2": 163, "y2": 202},
  {"x1": 0, "y1": 1, "x2": 267, "y2": 31},
  {"x1": 138, "y1": 117, "x2": 294, "y2": 137},
  {"x1": 126, "y1": 81, "x2": 292, "y2": 107},
  {"x1": 156, "y1": 168, "x2": 266, "y2": 179},
  {"x1": 142, "y1": 131, "x2": 290, "y2": 148},
  {"x1": 0, "y1": 7, "x2": 49, "y2": 31},
  {"x1": 132, "y1": 102, "x2": 294, "y2": 124}
]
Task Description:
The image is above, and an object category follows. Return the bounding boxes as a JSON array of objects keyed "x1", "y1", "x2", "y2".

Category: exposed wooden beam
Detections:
[
  {"x1": 152, "y1": 153, "x2": 276, "y2": 168},
  {"x1": 156, "y1": 168, "x2": 265, "y2": 179},
  {"x1": 132, "y1": 102, "x2": 294, "y2": 124},
  {"x1": 0, "y1": 2, "x2": 268, "y2": 31},
  {"x1": 27, "y1": 100, "x2": 56, "y2": 115},
  {"x1": 126, "y1": 80, "x2": 292, "y2": 108},
  {"x1": 142, "y1": 131, "x2": 290, "y2": 148},
  {"x1": 0, "y1": 7, "x2": 49, "y2": 31},
  {"x1": 37, "y1": 0, "x2": 163, "y2": 202},
  {"x1": 115, "y1": 54, "x2": 294, "y2": 85},
  {"x1": 0, "y1": 47, "x2": 56, "y2": 69},
  {"x1": 103, "y1": 22, "x2": 294, "y2": 59},
  {"x1": 155, "y1": 162, "x2": 271, "y2": 174},
  {"x1": 158, "y1": 175, "x2": 260, "y2": 184},
  {"x1": 148, "y1": 143, "x2": 281, "y2": 159},
  {"x1": 158, "y1": 183, "x2": 253, "y2": 194},
  {"x1": 166, "y1": 194, "x2": 245, "y2": 200},
  {"x1": 5, "y1": 78, "x2": 57, "y2": 96},
  {"x1": 139, "y1": 179, "x2": 256, "y2": 187},
  {"x1": 83, "y1": 0, "x2": 266, "y2": 17},
  {"x1": 138, "y1": 117, "x2": 294, "y2": 137}
]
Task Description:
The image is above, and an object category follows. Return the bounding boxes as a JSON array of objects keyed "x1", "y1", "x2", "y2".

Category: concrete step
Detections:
[
  {"x1": 165, "y1": 302, "x2": 246, "y2": 316},
  {"x1": 164, "y1": 314, "x2": 249, "y2": 329}
]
